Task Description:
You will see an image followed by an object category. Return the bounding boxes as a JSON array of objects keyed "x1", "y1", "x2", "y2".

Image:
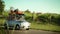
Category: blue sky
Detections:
[{"x1": 3, "y1": 0, "x2": 60, "y2": 14}]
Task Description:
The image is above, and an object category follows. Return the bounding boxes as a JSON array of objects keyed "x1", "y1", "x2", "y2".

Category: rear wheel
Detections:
[{"x1": 4, "y1": 24, "x2": 7, "y2": 29}]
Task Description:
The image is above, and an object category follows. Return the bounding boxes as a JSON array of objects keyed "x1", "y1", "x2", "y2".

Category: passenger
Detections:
[
  {"x1": 14, "y1": 9, "x2": 23, "y2": 15},
  {"x1": 14, "y1": 9, "x2": 24, "y2": 20},
  {"x1": 8, "y1": 9, "x2": 15, "y2": 20},
  {"x1": 9, "y1": 10, "x2": 15, "y2": 15}
]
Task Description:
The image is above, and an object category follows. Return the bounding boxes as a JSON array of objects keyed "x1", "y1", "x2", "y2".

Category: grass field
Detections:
[{"x1": 30, "y1": 22, "x2": 60, "y2": 32}]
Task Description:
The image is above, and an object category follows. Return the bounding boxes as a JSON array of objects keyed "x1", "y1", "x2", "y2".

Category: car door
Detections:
[{"x1": 8, "y1": 20, "x2": 15, "y2": 26}]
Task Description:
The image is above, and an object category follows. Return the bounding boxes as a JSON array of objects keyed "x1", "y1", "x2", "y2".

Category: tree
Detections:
[
  {"x1": 24, "y1": 9, "x2": 30, "y2": 13},
  {"x1": 0, "y1": 0, "x2": 5, "y2": 15}
]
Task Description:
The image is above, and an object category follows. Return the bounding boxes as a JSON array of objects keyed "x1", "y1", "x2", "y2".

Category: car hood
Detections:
[{"x1": 21, "y1": 21, "x2": 31, "y2": 26}]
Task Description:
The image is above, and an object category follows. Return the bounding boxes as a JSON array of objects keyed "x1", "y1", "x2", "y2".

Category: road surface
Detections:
[{"x1": 4, "y1": 29, "x2": 60, "y2": 34}]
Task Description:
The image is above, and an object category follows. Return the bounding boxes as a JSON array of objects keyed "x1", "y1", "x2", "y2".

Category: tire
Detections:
[
  {"x1": 26, "y1": 28, "x2": 29, "y2": 30},
  {"x1": 4, "y1": 24, "x2": 7, "y2": 29},
  {"x1": 15, "y1": 25, "x2": 20, "y2": 30}
]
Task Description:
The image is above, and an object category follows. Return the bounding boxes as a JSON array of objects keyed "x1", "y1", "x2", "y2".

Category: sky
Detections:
[{"x1": 3, "y1": 0, "x2": 60, "y2": 14}]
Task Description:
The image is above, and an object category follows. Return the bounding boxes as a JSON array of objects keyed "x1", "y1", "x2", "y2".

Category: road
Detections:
[
  {"x1": 0, "y1": 26, "x2": 60, "y2": 34},
  {"x1": 4, "y1": 29, "x2": 60, "y2": 34}
]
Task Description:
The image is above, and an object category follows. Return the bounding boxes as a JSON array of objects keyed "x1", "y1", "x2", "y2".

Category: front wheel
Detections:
[
  {"x1": 15, "y1": 25, "x2": 20, "y2": 30},
  {"x1": 26, "y1": 28, "x2": 29, "y2": 30}
]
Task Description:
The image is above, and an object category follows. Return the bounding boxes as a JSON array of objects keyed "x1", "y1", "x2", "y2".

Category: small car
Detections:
[{"x1": 4, "y1": 20, "x2": 31, "y2": 30}]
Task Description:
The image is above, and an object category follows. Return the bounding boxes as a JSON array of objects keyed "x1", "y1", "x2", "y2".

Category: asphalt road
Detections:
[
  {"x1": 4, "y1": 29, "x2": 60, "y2": 34},
  {"x1": 0, "y1": 26, "x2": 60, "y2": 34}
]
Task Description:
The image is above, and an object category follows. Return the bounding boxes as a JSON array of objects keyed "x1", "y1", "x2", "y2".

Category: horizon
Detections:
[{"x1": 3, "y1": 0, "x2": 60, "y2": 14}]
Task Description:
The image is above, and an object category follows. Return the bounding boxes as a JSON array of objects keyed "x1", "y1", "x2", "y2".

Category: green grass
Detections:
[
  {"x1": 0, "y1": 29, "x2": 6, "y2": 34},
  {"x1": 30, "y1": 22, "x2": 60, "y2": 32},
  {"x1": 0, "y1": 19, "x2": 6, "y2": 26},
  {"x1": 0, "y1": 19, "x2": 6, "y2": 34}
]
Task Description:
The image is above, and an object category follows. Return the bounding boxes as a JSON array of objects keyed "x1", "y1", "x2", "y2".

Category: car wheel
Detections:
[
  {"x1": 15, "y1": 25, "x2": 20, "y2": 30},
  {"x1": 26, "y1": 28, "x2": 29, "y2": 30},
  {"x1": 4, "y1": 24, "x2": 7, "y2": 29}
]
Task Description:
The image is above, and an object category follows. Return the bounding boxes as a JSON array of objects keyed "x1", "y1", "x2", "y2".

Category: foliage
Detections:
[
  {"x1": 24, "y1": 9, "x2": 31, "y2": 13},
  {"x1": 24, "y1": 11, "x2": 60, "y2": 25},
  {"x1": 0, "y1": 0, "x2": 5, "y2": 15},
  {"x1": 36, "y1": 13, "x2": 60, "y2": 25},
  {"x1": 3, "y1": 11, "x2": 9, "y2": 17}
]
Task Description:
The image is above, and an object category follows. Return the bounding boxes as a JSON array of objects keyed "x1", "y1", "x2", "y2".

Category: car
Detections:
[{"x1": 4, "y1": 20, "x2": 31, "y2": 30}]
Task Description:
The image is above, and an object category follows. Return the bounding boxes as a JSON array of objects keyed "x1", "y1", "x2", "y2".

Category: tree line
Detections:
[
  {"x1": 24, "y1": 10, "x2": 60, "y2": 26},
  {"x1": 0, "y1": 0, "x2": 5, "y2": 15}
]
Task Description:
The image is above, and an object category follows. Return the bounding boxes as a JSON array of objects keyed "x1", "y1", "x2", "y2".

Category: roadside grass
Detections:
[
  {"x1": 0, "y1": 19, "x2": 6, "y2": 34},
  {"x1": 0, "y1": 28, "x2": 6, "y2": 34},
  {"x1": 0, "y1": 19, "x2": 6, "y2": 26},
  {"x1": 30, "y1": 22, "x2": 60, "y2": 32}
]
